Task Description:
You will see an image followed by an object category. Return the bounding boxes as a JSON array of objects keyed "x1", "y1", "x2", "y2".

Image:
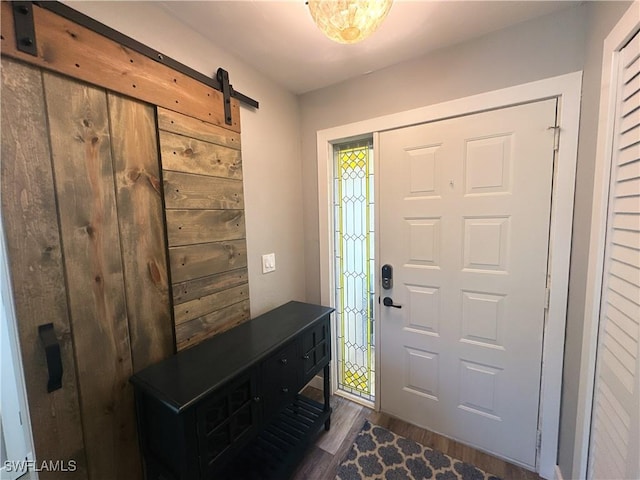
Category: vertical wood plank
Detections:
[
  {"x1": 0, "y1": 57, "x2": 88, "y2": 480},
  {"x1": 43, "y1": 72, "x2": 141, "y2": 479},
  {"x1": 107, "y1": 92, "x2": 174, "y2": 372}
]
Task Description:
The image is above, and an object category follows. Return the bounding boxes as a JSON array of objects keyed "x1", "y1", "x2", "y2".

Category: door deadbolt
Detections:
[{"x1": 382, "y1": 264, "x2": 393, "y2": 290}]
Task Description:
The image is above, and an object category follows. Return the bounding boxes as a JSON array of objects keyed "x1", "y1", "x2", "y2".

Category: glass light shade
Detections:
[{"x1": 308, "y1": 0, "x2": 393, "y2": 44}]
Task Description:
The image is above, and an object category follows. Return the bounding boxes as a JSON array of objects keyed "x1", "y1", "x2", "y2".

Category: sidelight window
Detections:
[{"x1": 333, "y1": 139, "x2": 375, "y2": 403}]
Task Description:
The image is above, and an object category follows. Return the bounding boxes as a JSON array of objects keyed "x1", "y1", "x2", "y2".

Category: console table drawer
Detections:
[
  {"x1": 301, "y1": 317, "x2": 330, "y2": 383},
  {"x1": 262, "y1": 340, "x2": 300, "y2": 420}
]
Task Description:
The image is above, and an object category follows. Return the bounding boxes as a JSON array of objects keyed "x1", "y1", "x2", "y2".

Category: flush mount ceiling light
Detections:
[{"x1": 308, "y1": 0, "x2": 393, "y2": 44}]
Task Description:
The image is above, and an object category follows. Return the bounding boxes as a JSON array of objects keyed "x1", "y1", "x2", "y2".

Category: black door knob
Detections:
[{"x1": 383, "y1": 297, "x2": 402, "y2": 309}]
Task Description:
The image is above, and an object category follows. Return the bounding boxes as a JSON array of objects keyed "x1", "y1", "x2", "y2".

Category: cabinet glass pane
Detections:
[
  {"x1": 207, "y1": 426, "x2": 230, "y2": 462},
  {"x1": 204, "y1": 397, "x2": 228, "y2": 432},
  {"x1": 232, "y1": 404, "x2": 254, "y2": 441},
  {"x1": 229, "y1": 381, "x2": 251, "y2": 412}
]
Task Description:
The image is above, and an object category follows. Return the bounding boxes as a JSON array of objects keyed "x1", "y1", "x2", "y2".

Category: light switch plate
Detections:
[{"x1": 262, "y1": 253, "x2": 276, "y2": 273}]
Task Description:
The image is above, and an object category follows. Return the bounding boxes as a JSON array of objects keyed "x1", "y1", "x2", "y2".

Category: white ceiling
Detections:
[{"x1": 159, "y1": 1, "x2": 580, "y2": 95}]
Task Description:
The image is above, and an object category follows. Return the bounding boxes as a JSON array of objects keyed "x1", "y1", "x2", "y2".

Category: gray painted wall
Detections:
[{"x1": 299, "y1": 2, "x2": 630, "y2": 476}]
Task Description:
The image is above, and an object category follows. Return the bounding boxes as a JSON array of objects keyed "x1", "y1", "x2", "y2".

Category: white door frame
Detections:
[
  {"x1": 574, "y1": 3, "x2": 640, "y2": 479},
  {"x1": 0, "y1": 216, "x2": 36, "y2": 479},
  {"x1": 317, "y1": 71, "x2": 582, "y2": 480}
]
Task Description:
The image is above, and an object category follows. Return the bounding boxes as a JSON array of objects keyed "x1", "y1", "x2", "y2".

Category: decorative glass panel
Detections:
[{"x1": 334, "y1": 140, "x2": 375, "y2": 402}]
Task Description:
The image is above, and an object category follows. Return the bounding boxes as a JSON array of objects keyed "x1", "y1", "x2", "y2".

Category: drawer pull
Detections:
[
  {"x1": 253, "y1": 396, "x2": 261, "y2": 402},
  {"x1": 280, "y1": 358, "x2": 288, "y2": 365},
  {"x1": 281, "y1": 387, "x2": 289, "y2": 393},
  {"x1": 303, "y1": 354, "x2": 310, "y2": 360}
]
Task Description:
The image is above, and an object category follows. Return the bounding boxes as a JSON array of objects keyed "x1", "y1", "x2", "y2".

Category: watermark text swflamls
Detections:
[{"x1": 4, "y1": 460, "x2": 77, "y2": 473}]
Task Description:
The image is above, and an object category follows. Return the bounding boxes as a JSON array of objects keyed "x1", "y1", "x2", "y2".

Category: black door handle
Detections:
[
  {"x1": 38, "y1": 323, "x2": 63, "y2": 392},
  {"x1": 383, "y1": 297, "x2": 402, "y2": 309}
]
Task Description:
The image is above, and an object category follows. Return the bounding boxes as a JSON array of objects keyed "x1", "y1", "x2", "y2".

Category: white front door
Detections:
[{"x1": 379, "y1": 99, "x2": 557, "y2": 468}]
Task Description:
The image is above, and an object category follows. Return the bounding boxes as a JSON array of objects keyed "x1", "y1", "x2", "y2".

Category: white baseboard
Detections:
[{"x1": 554, "y1": 464, "x2": 565, "y2": 480}]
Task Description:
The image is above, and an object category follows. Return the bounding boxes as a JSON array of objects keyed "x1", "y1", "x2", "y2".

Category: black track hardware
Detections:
[{"x1": 26, "y1": 1, "x2": 259, "y2": 110}]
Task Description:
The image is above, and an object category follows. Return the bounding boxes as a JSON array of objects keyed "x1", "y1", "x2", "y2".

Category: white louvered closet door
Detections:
[{"x1": 588, "y1": 30, "x2": 640, "y2": 480}]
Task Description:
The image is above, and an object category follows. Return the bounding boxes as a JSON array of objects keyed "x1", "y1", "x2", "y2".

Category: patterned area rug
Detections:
[{"x1": 336, "y1": 421, "x2": 502, "y2": 480}]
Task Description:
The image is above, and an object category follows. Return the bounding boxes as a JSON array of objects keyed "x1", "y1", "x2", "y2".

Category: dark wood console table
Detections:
[{"x1": 130, "y1": 301, "x2": 333, "y2": 480}]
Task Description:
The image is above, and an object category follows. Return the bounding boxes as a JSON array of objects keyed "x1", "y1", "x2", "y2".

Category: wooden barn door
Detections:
[
  {"x1": 1, "y1": 58, "x2": 173, "y2": 478},
  {"x1": 1, "y1": 2, "x2": 251, "y2": 478}
]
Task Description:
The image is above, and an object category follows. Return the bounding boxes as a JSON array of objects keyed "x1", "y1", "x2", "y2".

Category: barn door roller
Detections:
[
  {"x1": 217, "y1": 68, "x2": 232, "y2": 126},
  {"x1": 12, "y1": 1, "x2": 37, "y2": 56}
]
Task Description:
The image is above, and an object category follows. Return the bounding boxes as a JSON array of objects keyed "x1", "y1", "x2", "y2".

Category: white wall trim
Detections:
[
  {"x1": 317, "y1": 71, "x2": 583, "y2": 480},
  {"x1": 574, "y1": 3, "x2": 640, "y2": 479},
  {"x1": 0, "y1": 216, "x2": 36, "y2": 479}
]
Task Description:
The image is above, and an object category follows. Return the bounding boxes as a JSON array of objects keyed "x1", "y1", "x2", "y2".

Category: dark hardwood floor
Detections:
[{"x1": 291, "y1": 388, "x2": 543, "y2": 480}]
